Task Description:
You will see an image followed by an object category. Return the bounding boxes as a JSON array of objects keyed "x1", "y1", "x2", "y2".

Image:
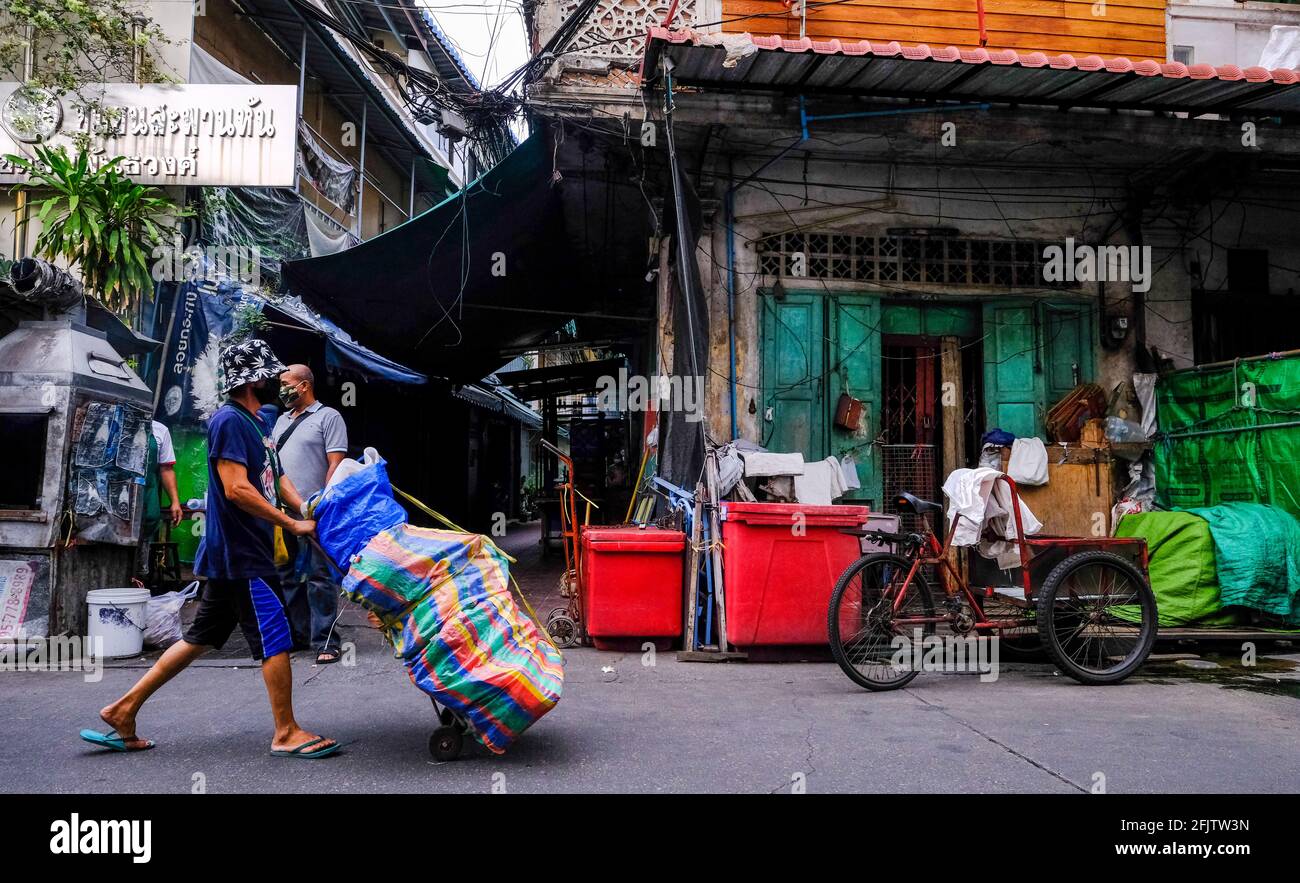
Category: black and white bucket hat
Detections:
[{"x1": 218, "y1": 337, "x2": 287, "y2": 395}]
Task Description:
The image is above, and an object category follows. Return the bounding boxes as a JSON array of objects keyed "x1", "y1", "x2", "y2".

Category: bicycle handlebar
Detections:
[{"x1": 855, "y1": 528, "x2": 925, "y2": 550}]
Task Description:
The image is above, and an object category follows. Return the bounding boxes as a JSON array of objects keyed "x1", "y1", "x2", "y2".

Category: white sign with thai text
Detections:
[{"x1": 0, "y1": 82, "x2": 298, "y2": 187}]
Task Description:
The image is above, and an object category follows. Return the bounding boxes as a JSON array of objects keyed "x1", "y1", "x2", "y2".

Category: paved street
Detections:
[
  {"x1": 2, "y1": 621, "x2": 1297, "y2": 794},
  {"x1": 4, "y1": 527, "x2": 1298, "y2": 794}
]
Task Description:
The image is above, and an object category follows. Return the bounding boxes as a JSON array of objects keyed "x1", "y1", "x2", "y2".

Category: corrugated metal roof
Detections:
[{"x1": 643, "y1": 28, "x2": 1300, "y2": 115}]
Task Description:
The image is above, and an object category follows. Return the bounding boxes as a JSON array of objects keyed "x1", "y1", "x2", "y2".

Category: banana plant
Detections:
[{"x1": 5, "y1": 144, "x2": 188, "y2": 318}]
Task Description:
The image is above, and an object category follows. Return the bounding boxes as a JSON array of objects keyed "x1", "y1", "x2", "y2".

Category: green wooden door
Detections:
[
  {"x1": 983, "y1": 300, "x2": 1095, "y2": 440},
  {"x1": 1043, "y1": 302, "x2": 1093, "y2": 405},
  {"x1": 829, "y1": 295, "x2": 881, "y2": 502},
  {"x1": 762, "y1": 291, "x2": 826, "y2": 459}
]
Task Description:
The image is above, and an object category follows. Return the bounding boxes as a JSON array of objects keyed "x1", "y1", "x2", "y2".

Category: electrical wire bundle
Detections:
[{"x1": 280, "y1": 0, "x2": 604, "y2": 162}]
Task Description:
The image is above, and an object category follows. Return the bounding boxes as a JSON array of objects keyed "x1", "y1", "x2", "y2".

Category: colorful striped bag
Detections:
[{"x1": 342, "y1": 524, "x2": 564, "y2": 754}]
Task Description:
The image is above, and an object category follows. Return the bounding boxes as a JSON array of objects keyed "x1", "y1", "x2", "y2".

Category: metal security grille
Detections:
[
  {"x1": 882, "y1": 343, "x2": 937, "y2": 445},
  {"x1": 880, "y1": 443, "x2": 938, "y2": 533},
  {"x1": 758, "y1": 232, "x2": 1074, "y2": 289}
]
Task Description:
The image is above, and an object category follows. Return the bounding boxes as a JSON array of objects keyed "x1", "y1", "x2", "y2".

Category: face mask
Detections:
[
  {"x1": 253, "y1": 380, "x2": 280, "y2": 405},
  {"x1": 279, "y1": 382, "x2": 302, "y2": 408}
]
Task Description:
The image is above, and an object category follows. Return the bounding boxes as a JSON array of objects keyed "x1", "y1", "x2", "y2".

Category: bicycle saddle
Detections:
[{"x1": 895, "y1": 491, "x2": 943, "y2": 515}]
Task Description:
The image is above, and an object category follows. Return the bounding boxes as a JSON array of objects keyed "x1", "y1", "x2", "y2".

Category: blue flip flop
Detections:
[
  {"x1": 270, "y1": 736, "x2": 340, "y2": 759},
  {"x1": 80, "y1": 729, "x2": 155, "y2": 752}
]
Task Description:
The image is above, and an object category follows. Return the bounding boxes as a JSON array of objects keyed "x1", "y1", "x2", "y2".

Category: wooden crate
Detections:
[{"x1": 1000, "y1": 445, "x2": 1117, "y2": 537}]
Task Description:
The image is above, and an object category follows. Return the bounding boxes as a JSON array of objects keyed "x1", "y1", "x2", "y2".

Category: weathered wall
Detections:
[{"x1": 700, "y1": 151, "x2": 1145, "y2": 446}]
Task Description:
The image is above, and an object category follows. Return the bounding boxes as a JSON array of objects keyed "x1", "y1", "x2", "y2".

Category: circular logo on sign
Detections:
[
  {"x1": 2, "y1": 85, "x2": 63, "y2": 144},
  {"x1": 163, "y1": 385, "x2": 183, "y2": 416}
]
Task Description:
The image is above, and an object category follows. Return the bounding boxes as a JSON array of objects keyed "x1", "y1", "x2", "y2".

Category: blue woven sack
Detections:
[{"x1": 312, "y1": 457, "x2": 408, "y2": 566}]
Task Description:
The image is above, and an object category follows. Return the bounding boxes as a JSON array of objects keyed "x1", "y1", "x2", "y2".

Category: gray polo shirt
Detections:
[{"x1": 272, "y1": 401, "x2": 349, "y2": 500}]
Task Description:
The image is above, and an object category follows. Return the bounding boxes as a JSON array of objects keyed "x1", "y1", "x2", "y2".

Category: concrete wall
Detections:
[
  {"x1": 697, "y1": 153, "x2": 1153, "y2": 446},
  {"x1": 691, "y1": 149, "x2": 1300, "y2": 449},
  {"x1": 1168, "y1": 0, "x2": 1300, "y2": 67}
]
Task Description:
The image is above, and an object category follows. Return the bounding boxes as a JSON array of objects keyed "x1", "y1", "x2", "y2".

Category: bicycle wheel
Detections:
[
  {"x1": 1036, "y1": 550, "x2": 1158, "y2": 685},
  {"x1": 828, "y1": 553, "x2": 935, "y2": 691}
]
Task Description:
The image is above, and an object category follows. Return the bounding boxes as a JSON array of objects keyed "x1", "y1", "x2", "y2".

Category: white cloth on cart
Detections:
[
  {"x1": 740, "y1": 450, "x2": 805, "y2": 477},
  {"x1": 942, "y1": 467, "x2": 1042, "y2": 569}
]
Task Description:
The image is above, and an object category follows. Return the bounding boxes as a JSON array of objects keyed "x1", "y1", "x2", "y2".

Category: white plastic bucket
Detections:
[{"x1": 86, "y1": 588, "x2": 151, "y2": 658}]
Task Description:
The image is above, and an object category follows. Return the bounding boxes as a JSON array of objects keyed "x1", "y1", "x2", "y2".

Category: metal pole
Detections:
[
  {"x1": 1158, "y1": 417, "x2": 1300, "y2": 441},
  {"x1": 408, "y1": 158, "x2": 416, "y2": 218},
  {"x1": 295, "y1": 30, "x2": 307, "y2": 195},
  {"x1": 355, "y1": 102, "x2": 367, "y2": 239}
]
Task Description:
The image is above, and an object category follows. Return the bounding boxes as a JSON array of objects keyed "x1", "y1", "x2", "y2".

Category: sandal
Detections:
[{"x1": 270, "y1": 736, "x2": 339, "y2": 759}]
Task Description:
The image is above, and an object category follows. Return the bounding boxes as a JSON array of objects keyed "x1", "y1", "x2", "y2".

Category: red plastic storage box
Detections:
[
  {"x1": 720, "y1": 502, "x2": 870, "y2": 646},
  {"x1": 580, "y1": 526, "x2": 686, "y2": 650}
]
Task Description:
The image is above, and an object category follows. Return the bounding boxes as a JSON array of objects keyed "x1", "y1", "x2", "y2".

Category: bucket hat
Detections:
[{"x1": 218, "y1": 337, "x2": 287, "y2": 395}]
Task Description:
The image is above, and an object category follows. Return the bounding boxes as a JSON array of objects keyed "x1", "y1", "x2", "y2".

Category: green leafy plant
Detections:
[
  {"x1": 6, "y1": 144, "x2": 188, "y2": 316},
  {"x1": 229, "y1": 301, "x2": 269, "y2": 342}
]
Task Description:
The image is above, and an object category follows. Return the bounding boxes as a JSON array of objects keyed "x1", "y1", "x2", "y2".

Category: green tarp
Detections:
[
  {"x1": 1117, "y1": 505, "x2": 1300, "y2": 628},
  {"x1": 1187, "y1": 504, "x2": 1300, "y2": 626},
  {"x1": 1115, "y1": 511, "x2": 1238, "y2": 628},
  {"x1": 1154, "y1": 353, "x2": 1300, "y2": 518}
]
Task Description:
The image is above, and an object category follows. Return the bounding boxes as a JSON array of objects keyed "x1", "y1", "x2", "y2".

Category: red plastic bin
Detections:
[
  {"x1": 720, "y1": 502, "x2": 869, "y2": 646},
  {"x1": 580, "y1": 526, "x2": 685, "y2": 648}
]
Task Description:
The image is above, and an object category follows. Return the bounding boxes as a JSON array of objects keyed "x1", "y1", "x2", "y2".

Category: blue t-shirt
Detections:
[{"x1": 194, "y1": 403, "x2": 281, "y2": 579}]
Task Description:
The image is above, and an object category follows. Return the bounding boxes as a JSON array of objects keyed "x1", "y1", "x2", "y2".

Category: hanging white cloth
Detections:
[
  {"x1": 1006, "y1": 437, "x2": 1049, "y2": 486},
  {"x1": 794, "y1": 456, "x2": 849, "y2": 505},
  {"x1": 942, "y1": 467, "x2": 1042, "y2": 569},
  {"x1": 304, "y1": 205, "x2": 356, "y2": 257},
  {"x1": 840, "y1": 452, "x2": 862, "y2": 491}
]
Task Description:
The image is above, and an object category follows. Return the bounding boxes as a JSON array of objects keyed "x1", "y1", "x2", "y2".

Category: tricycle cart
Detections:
[{"x1": 828, "y1": 474, "x2": 1158, "y2": 690}]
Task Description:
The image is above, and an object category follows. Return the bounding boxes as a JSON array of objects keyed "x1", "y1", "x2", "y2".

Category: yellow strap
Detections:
[
  {"x1": 391, "y1": 484, "x2": 558, "y2": 652},
  {"x1": 392, "y1": 485, "x2": 517, "y2": 565}
]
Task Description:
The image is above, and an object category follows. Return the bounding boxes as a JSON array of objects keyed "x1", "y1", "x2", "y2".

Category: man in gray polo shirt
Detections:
[{"x1": 273, "y1": 364, "x2": 349, "y2": 663}]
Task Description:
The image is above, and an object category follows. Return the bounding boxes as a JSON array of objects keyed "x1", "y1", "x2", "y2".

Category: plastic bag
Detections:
[
  {"x1": 1105, "y1": 416, "x2": 1148, "y2": 443},
  {"x1": 312, "y1": 452, "x2": 408, "y2": 567},
  {"x1": 1007, "y1": 437, "x2": 1049, "y2": 486},
  {"x1": 323, "y1": 446, "x2": 381, "y2": 491},
  {"x1": 143, "y1": 581, "x2": 200, "y2": 649}
]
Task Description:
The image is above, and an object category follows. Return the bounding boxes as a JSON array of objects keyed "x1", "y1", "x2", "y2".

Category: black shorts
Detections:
[{"x1": 183, "y1": 577, "x2": 293, "y2": 661}]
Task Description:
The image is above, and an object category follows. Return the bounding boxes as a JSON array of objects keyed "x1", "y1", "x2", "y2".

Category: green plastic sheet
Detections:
[
  {"x1": 1114, "y1": 511, "x2": 1239, "y2": 628},
  {"x1": 1186, "y1": 503, "x2": 1300, "y2": 626},
  {"x1": 1154, "y1": 353, "x2": 1300, "y2": 518}
]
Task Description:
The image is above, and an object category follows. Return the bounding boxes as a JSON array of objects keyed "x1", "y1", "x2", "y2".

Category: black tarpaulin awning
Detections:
[{"x1": 281, "y1": 135, "x2": 579, "y2": 381}]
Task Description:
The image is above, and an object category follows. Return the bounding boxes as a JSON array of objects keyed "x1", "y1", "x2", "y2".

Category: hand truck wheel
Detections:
[
  {"x1": 429, "y1": 725, "x2": 463, "y2": 761},
  {"x1": 546, "y1": 611, "x2": 579, "y2": 648}
]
